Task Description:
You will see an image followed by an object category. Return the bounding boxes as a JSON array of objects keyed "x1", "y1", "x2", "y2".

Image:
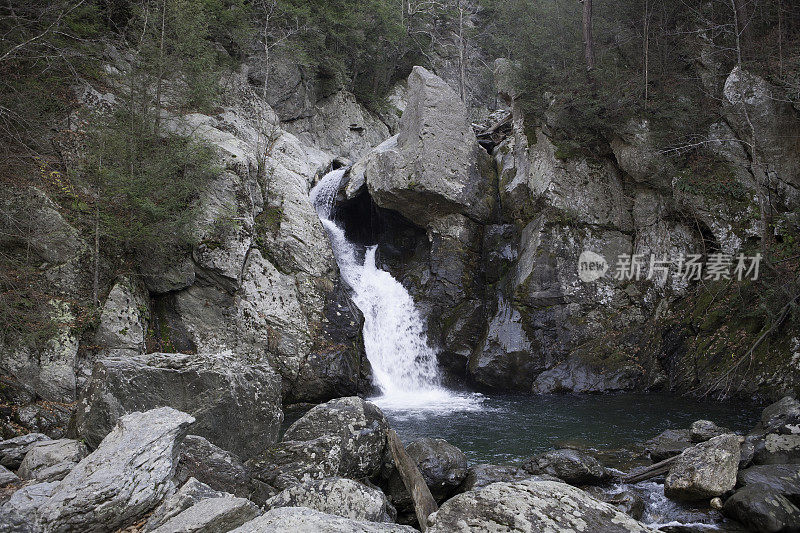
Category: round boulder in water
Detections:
[{"x1": 522, "y1": 449, "x2": 611, "y2": 486}]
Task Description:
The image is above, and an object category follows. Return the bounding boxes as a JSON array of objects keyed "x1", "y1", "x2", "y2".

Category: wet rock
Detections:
[
  {"x1": 149, "y1": 496, "x2": 259, "y2": 533},
  {"x1": 427, "y1": 479, "x2": 654, "y2": 533},
  {"x1": 16, "y1": 438, "x2": 88, "y2": 482},
  {"x1": 0, "y1": 481, "x2": 59, "y2": 533},
  {"x1": 690, "y1": 420, "x2": 730, "y2": 443},
  {"x1": 0, "y1": 465, "x2": 19, "y2": 487},
  {"x1": 388, "y1": 438, "x2": 468, "y2": 509},
  {"x1": 456, "y1": 464, "x2": 532, "y2": 492},
  {"x1": 646, "y1": 429, "x2": 694, "y2": 462},
  {"x1": 175, "y1": 435, "x2": 252, "y2": 498},
  {"x1": 522, "y1": 449, "x2": 611, "y2": 486},
  {"x1": 249, "y1": 436, "x2": 342, "y2": 492},
  {"x1": 145, "y1": 478, "x2": 229, "y2": 531},
  {"x1": 532, "y1": 359, "x2": 641, "y2": 394},
  {"x1": 73, "y1": 351, "x2": 283, "y2": 459},
  {"x1": 754, "y1": 434, "x2": 800, "y2": 465},
  {"x1": 0, "y1": 434, "x2": 50, "y2": 470},
  {"x1": 266, "y1": 477, "x2": 396, "y2": 523},
  {"x1": 282, "y1": 397, "x2": 389, "y2": 480},
  {"x1": 665, "y1": 434, "x2": 741, "y2": 501},
  {"x1": 38, "y1": 407, "x2": 194, "y2": 532},
  {"x1": 723, "y1": 486, "x2": 800, "y2": 533},
  {"x1": 737, "y1": 464, "x2": 800, "y2": 496},
  {"x1": 740, "y1": 434, "x2": 760, "y2": 469},
  {"x1": 229, "y1": 507, "x2": 416, "y2": 532},
  {"x1": 585, "y1": 486, "x2": 646, "y2": 520},
  {"x1": 469, "y1": 296, "x2": 537, "y2": 391},
  {"x1": 754, "y1": 396, "x2": 800, "y2": 436}
]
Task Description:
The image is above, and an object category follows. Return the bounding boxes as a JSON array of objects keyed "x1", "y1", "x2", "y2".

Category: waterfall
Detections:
[{"x1": 310, "y1": 168, "x2": 482, "y2": 412}]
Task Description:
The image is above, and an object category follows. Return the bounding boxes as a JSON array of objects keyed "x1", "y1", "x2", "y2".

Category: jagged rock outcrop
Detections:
[
  {"x1": 72, "y1": 352, "x2": 282, "y2": 459},
  {"x1": 352, "y1": 66, "x2": 494, "y2": 227},
  {"x1": 94, "y1": 276, "x2": 149, "y2": 358},
  {"x1": 145, "y1": 478, "x2": 231, "y2": 531},
  {"x1": 37, "y1": 408, "x2": 194, "y2": 532},
  {"x1": 427, "y1": 479, "x2": 654, "y2": 532},
  {"x1": 148, "y1": 496, "x2": 260, "y2": 533}
]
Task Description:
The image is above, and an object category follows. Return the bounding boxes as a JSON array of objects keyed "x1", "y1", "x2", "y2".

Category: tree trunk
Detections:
[
  {"x1": 643, "y1": 0, "x2": 650, "y2": 106},
  {"x1": 458, "y1": 1, "x2": 466, "y2": 102},
  {"x1": 153, "y1": 0, "x2": 166, "y2": 133},
  {"x1": 582, "y1": 0, "x2": 595, "y2": 73},
  {"x1": 387, "y1": 430, "x2": 437, "y2": 531},
  {"x1": 732, "y1": 0, "x2": 749, "y2": 60}
]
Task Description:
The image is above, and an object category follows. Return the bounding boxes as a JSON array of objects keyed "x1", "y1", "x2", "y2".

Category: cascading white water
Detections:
[{"x1": 310, "y1": 168, "x2": 482, "y2": 412}]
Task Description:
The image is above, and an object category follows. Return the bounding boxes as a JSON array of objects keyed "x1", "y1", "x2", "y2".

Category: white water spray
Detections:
[{"x1": 310, "y1": 168, "x2": 482, "y2": 412}]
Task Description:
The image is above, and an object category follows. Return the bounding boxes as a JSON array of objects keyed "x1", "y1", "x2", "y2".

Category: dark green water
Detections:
[
  {"x1": 378, "y1": 393, "x2": 758, "y2": 465},
  {"x1": 284, "y1": 393, "x2": 758, "y2": 466}
]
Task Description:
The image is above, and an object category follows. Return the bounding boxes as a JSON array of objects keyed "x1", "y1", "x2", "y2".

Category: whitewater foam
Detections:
[{"x1": 310, "y1": 169, "x2": 483, "y2": 412}]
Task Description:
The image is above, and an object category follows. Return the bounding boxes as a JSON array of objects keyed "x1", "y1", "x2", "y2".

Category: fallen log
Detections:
[
  {"x1": 622, "y1": 455, "x2": 677, "y2": 484},
  {"x1": 386, "y1": 429, "x2": 437, "y2": 531}
]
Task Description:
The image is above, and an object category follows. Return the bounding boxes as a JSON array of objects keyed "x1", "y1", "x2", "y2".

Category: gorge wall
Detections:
[{"x1": 1, "y1": 29, "x2": 799, "y2": 440}]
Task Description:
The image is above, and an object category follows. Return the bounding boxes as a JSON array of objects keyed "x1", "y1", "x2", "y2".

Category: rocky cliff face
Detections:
[{"x1": 2, "y1": 30, "x2": 799, "y2": 440}]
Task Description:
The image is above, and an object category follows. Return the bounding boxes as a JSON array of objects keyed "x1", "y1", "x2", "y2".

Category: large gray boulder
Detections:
[
  {"x1": 665, "y1": 434, "x2": 741, "y2": 501},
  {"x1": 427, "y1": 479, "x2": 654, "y2": 533},
  {"x1": 355, "y1": 66, "x2": 494, "y2": 227},
  {"x1": 229, "y1": 507, "x2": 416, "y2": 533},
  {"x1": 175, "y1": 435, "x2": 252, "y2": 498},
  {"x1": 266, "y1": 477, "x2": 395, "y2": 523},
  {"x1": 72, "y1": 352, "x2": 283, "y2": 459},
  {"x1": 37, "y1": 407, "x2": 194, "y2": 532},
  {"x1": 522, "y1": 449, "x2": 610, "y2": 486},
  {"x1": 282, "y1": 397, "x2": 389, "y2": 480},
  {"x1": 754, "y1": 396, "x2": 800, "y2": 436},
  {"x1": 690, "y1": 420, "x2": 729, "y2": 443},
  {"x1": 738, "y1": 464, "x2": 800, "y2": 496},
  {"x1": 249, "y1": 436, "x2": 342, "y2": 493},
  {"x1": 16, "y1": 438, "x2": 88, "y2": 482},
  {"x1": 754, "y1": 433, "x2": 800, "y2": 465},
  {"x1": 0, "y1": 434, "x2": 50, "y2": 470},
  {"x1": 388, "y1": 438, "x2": 467, "y2": 506},
  {"x1": 149, "y1": 497, "x2": 259, "y2": 533},
  {"x1": 723, "y1": 486, "x2": 800, "y2": 533},
  {"x1": 645, "y1": 429, "x2": 694, "y2": 462}
]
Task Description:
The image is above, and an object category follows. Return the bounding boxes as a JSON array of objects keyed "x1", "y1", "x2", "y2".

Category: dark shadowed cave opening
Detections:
[{"x1": 330, "y1": 185, "x2": 429, "y2": 273}]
